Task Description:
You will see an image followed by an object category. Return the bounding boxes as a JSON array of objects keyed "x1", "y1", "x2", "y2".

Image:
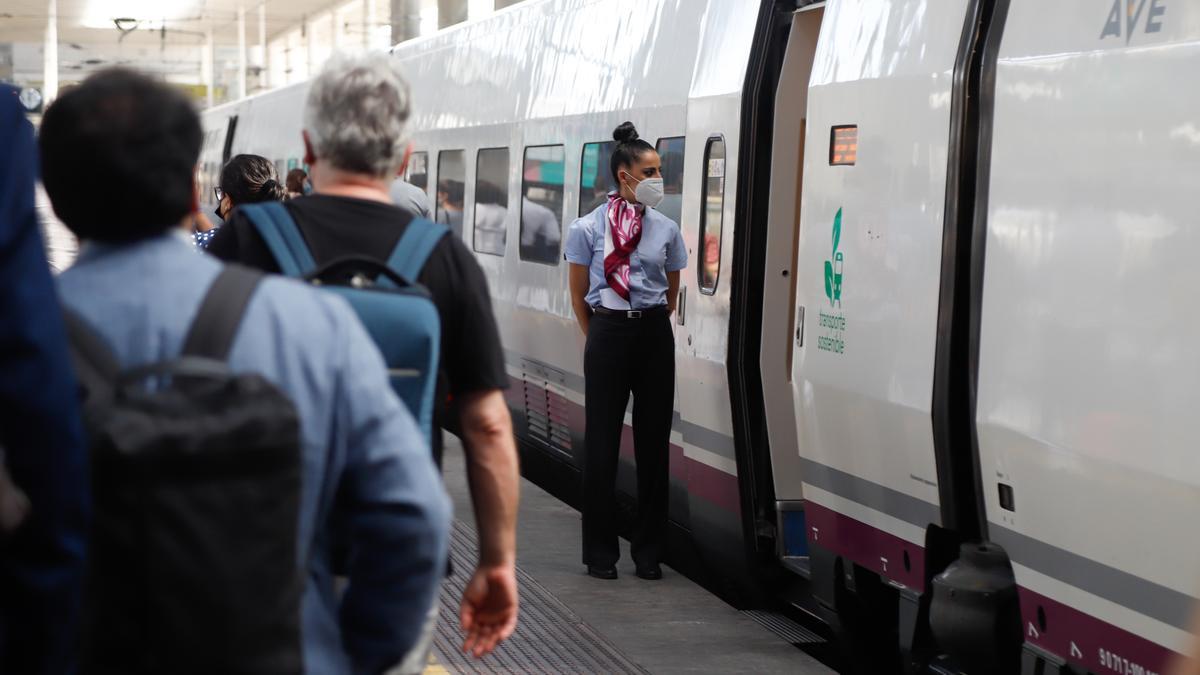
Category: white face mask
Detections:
[{"x1": 623, "y1": 172, "x2": 665, "y2": 209}]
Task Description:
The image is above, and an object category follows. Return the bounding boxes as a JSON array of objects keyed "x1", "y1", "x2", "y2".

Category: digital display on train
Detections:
[{"x1": 830, "y1": 125, "x2": 858, "y2": 166}]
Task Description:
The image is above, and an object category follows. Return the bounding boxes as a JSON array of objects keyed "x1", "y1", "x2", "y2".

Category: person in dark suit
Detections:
[{"x1": 0, "y1": 85, "x2": 90, "y2": 674}]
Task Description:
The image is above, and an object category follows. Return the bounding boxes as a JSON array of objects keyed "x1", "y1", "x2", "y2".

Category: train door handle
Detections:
[
  {"x1": 796, "y1": 305, "x2": 805, "y2": 347},
  {"x1": 677, "y1": 286, "x2": 687, "y2": 326}
]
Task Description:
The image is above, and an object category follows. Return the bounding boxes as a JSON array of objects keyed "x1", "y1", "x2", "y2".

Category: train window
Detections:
[
  {"x1": 474, "y1": 147, "x2": 509, "y2": 256},
  {"x1": 520, "y1": 145, "x2": 565, "y2": 265},
  {"x1": 655, "y1": 136, "x2": 686, "y2": 225},
  {"x1": 435, "y1": 150, "x2": 466, "y2": 241},
  {"x1": 699, "y1": 137, "x2": 725, "y2": 295},
  {"x1": 579, "y1": 141, "x2": 617, "y2": 217},
  {"x1": 405, "y1": 151, "x2": 429, "y2": 190}
]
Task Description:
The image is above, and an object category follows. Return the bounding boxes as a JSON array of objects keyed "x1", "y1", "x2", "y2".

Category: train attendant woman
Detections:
[{"x1": 565, "y1": 122, "x2": 687, "y2": 581}]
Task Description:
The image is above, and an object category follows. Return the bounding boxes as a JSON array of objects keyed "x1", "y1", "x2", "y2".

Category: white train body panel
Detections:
[
  {"x1": 791, "y1": 0, "x2": 969, "y2": 590},
  {"x1": 197, "y1": 1, "x2": 1200, "y2": 668},
  {"x1": 977, "y1": 1, "x2": 1200, "y2": 670}
]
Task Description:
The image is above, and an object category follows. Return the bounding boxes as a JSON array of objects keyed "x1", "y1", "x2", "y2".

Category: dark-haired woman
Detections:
[
  {"x1": 565, "y1": 122, "x2": 687, "y2": 581},
  {"x1": 196, "y1": 154, "x2": 286, "y2": 249},
  {"x1": 285, "y1": 168, "x2": 310, "y2": 199}
]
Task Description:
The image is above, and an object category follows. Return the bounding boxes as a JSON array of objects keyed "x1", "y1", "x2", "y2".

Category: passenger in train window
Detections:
[
  {"x1": 207, "y1": 52, "x2": 521, "y2": 663},
  {"x1": 40, "y1": 67, "x2": 449, "y2": 675},
  {"x1": 564, "y1": 121, "x2": 687, "y2": 582},
  {"x1": 390, "y1": 173, "x2": 432, "y2": 219},
  {"x1": 435, "y1": 178, "x2": 466, "y2": 241},
  {"x1": 285, "y1": 167, "x2": 310, "y2": 198},
  {"x1": 519, "y1": 195, "x2": 561, "y2": 259},
  {"x1": 473, "y1": 179, "x2": 508, "y2": 254},
  {"x1": 199, "y1": 154, "x2": 287, "y2": 249}
]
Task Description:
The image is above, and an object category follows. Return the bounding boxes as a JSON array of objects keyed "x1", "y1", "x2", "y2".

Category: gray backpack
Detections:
[{"x1": 65, "y1": 266, "x2": 306, "y2": 674}]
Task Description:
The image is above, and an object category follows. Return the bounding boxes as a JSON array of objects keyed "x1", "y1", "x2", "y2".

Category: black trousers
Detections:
[{"x1": 581, "y1": 310, "x2": 674, "y2": 568}]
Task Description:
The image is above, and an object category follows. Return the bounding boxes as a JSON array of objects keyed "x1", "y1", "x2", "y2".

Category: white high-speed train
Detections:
[{"x1": 202, "y1": 1, "x2": 1200, "y2": 673}]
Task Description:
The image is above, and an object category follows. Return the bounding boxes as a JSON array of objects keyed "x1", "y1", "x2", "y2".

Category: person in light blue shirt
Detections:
[
  {"x1": 563, "y1": 121, "x2": 687, "y2": 582},
  {"x1": 40, "y1": 68, "x2": 449, "y2": 675}
]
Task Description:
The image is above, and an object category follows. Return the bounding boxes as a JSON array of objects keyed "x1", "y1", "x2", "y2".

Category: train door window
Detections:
[
  {"x1": 520, "y1": 145, "x2": 565, "y2": 265},
  {"x1": 435, "y1": 150, "x2": 466, "y2": 241},
  {"x1": 474, "y1": 147, "x2": 509, "y2": 256},
  {"x1": 579, "y1": 141, "x2": 617, "y2": 217},
  {"x1": 405, "y1": 151, "x2": 429, "y2": 190},
  {"x1": 699, "y1": 137, "x2": 726, "y2": 294},
  {"x1": 655, "y1": 136, "x2": 686, "y2": 225}
]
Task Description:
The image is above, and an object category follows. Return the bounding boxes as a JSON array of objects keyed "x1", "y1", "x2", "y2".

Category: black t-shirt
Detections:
[{"x1": 207, "y1": 195, "x2": 508, "y2": 457}]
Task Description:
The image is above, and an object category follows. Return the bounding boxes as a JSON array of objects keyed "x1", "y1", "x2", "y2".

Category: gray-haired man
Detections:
[{"x1": 208, "y1": 52, "x2": 521, "y2": 667}]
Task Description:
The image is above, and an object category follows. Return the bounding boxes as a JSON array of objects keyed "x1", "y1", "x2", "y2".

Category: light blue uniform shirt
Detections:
[
  {"x1": 57, "y1": 232, "x2": 450, "y2": 675},
  {"x1": 564, "y1": 199, "x2": 688, "y2": 310}
]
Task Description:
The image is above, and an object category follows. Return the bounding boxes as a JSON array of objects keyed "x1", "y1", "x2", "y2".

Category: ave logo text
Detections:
[{"x1": 1101, "y1": 0, "x2": 1166, "y2": 43}]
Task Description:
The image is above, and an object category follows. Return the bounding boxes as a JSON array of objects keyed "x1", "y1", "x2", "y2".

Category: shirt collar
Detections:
[{"x1": 76, "y1": 228, "x2": 195, "y2": 266}]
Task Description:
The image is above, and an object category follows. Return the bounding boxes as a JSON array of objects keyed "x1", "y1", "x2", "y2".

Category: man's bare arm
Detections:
[{"x1": 456, "y1": 389, "x2": 520, "y2": 657}]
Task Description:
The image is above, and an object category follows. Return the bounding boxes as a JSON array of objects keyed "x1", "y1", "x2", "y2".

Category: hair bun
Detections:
[
  {"x1": 613, "y1": 121, "x2": 640, "y2": 144},
  {"x1": 260, "y1": 178, "x2": 288, "y2": 201}
]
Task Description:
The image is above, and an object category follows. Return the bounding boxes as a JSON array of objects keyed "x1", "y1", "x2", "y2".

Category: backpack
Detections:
[
  {"x1": 65, "y1": 266, "x2": 305, "y2": 675},
  {"x1": 240, "y1": 201, "x2": 446, "y2": 443}
]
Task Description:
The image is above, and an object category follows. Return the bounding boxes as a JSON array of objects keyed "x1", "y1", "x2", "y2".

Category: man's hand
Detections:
[
  {"x1": 457, "y1": 389, "x2": 520, "y2": 658},
  {"x1": 460, "y1": 563, "x2": 519, "y2": 658}
]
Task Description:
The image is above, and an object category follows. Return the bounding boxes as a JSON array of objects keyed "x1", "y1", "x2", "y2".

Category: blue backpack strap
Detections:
[
  {"x1": 241, "y1": 202, "x2": 317, "y2": 277},
  {"x1": 382, "y1": 218, "x2": 449, "y2": 286}
]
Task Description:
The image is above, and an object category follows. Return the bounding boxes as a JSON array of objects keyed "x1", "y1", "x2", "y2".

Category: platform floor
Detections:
[{"x1": 428, "y1": 441, "x2": 834, "y2": 674}]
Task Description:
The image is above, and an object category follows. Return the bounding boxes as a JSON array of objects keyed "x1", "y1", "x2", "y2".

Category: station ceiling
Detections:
[{"x1": 0, "y1": 0, "x2": 347, "y2": 48}]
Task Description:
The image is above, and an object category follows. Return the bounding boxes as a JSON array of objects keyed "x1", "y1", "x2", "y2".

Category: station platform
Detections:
[{"x1": 428, "y1": 441, "x2": 835, "y2": 674}]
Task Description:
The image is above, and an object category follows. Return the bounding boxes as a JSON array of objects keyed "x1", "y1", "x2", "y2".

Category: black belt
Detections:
[{"x1": 591, "y1": 305, "x2": 668, "y2": 319}]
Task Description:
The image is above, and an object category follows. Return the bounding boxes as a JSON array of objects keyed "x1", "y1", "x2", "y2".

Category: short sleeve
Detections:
[
  {"x1": 563, "y1": 217, "x2": 594, "y2": 265},
  {"x1": 665, "y1": 222, "x2": 688, "y2": 272},
  {"x1": 423, "y1": 237, "x2": 509, "y2": 397}
]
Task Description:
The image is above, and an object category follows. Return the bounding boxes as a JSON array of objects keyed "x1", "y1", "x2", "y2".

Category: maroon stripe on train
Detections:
[
  {"x1": 803, "y1": 501, "x2": 926, "y2": 592},
  {"x1": 685, "y1": 456, "x2": 741, "y2": 515},
  {"x1": 506, "y1": 373, "x2": 740, "y2": 515},
  {"x1": 1017, "y1": 585, "x2": 1178, "y2": 675}
]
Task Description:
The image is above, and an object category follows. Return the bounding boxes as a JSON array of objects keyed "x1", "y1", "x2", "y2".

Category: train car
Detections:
[{"x1": 202, "y1": 1, "x2": 1200, "y2": 673}]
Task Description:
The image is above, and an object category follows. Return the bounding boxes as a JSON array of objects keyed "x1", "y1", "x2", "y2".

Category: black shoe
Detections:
[
  {"x1": 635, "y1": 563, "x2": 662, "y2": 580},
  {"x1": 587, "y1": 565, "x2": 618, "y2": 580}
]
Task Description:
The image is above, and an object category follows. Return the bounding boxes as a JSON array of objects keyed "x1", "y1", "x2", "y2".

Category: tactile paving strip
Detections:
[{"x1": 430, "y1": 520, "x2": 649, "y2": 674}]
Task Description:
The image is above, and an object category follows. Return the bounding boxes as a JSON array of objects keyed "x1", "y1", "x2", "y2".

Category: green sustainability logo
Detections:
[
  {"x1": 817, "y1": 208, "x2": 846, "y2": 355},
  {"x1": 823, "y1": 208, "x2": 844, "y2": 307}
]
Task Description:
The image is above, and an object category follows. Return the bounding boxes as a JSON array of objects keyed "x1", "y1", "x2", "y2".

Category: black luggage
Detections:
[{"x1": 66, "y1": 266, "x2": 305, "y2": 674}]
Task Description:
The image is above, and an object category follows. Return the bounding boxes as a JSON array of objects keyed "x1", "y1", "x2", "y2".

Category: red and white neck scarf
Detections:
[{"x1": 603, "y1": 194, "x2": 643, "y2": 304}]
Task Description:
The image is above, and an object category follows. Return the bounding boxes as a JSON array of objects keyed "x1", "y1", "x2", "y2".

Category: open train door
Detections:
[
  {"x1": 756, "y1": 1, "x2": 824, "y2": 579},
  {"x1": 787, "y1": 0, "x2": 991, "y2": 670},
  {"x1": 972, "y1": 2, "x2": 1200, "y2": 673}
]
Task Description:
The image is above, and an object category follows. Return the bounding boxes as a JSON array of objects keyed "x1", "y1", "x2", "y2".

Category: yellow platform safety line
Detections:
[{"x1": 422, "y1": 652, "x2": 451, "y2": 675}]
